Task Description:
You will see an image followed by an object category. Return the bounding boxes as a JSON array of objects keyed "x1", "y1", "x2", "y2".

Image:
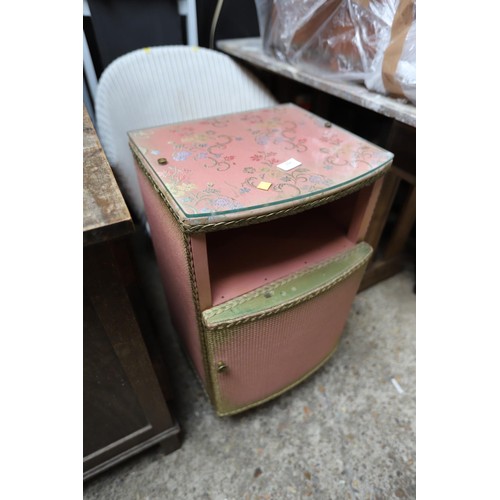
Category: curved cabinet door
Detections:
[{"x1": 203, "y1": 243, "x2": 372, "y2": 416}]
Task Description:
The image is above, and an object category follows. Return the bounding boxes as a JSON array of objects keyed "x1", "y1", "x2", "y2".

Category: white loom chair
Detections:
[{"x1": 95, "y1": 45, "x2": 278, "y2": 223}]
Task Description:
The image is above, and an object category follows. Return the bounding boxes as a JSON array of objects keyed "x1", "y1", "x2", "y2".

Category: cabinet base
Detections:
[{"x1": 83, "y1": 421, "x2": 181, "y2": 482}]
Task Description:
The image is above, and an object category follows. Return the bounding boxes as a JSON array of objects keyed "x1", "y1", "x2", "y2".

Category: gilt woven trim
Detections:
[{"x1": 183, "y1": 232, "x2": 216, "y2": 403}]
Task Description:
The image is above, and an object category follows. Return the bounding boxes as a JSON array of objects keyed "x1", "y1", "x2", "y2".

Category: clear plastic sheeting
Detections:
[
  {"x1": 365, "y1": 12, "x2": 416, "y2": 103},
  {"x1": 255, "y1": 0, "x2": 416, "y2": 104},
  {"x1": 255, "y1": 0, "x2": 328, "y2": 63}
]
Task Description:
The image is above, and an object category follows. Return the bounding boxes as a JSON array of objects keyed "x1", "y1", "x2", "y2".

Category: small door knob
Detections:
[{"x1": 216, "y1": 361, "x2": 228, "y2": 373}]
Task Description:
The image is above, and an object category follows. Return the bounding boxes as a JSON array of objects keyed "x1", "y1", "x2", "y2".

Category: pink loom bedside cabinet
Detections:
[{"x1": 128, "y1": 103, "x2": 393, "y2": 416}]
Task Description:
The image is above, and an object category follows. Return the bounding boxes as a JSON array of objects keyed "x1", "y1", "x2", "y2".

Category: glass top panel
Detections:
[{"x1": 128, "y1": 104, "x2": 393, "y2": 220}]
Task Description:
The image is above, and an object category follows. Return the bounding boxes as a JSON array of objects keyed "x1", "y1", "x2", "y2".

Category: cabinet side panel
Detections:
[
  {"x1": 83, "y1": 289, "x2": 149, "y2": 456},
  {"x1": 136, "y1": 164, "x2": 207, "y2": 384}
]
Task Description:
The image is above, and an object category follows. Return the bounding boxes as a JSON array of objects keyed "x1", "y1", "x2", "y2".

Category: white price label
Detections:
[{"x1": 277, "y1": 158, "x2": 302, "y2": 171}]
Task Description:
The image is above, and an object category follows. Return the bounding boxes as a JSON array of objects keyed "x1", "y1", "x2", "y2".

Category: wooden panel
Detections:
[
  {"x1": 83, "y1": 289, "x2": 149, "y2": 457},
  {"x1": 83, "y1": 105, "x2": 180, "y2": 481},
  {"x1": 384, "y1": 184, "x2": 416, "y2": 258},
  {"x1": 359, "y1": 255, "x2": 404, "y2": 291},
  {"x1": 347, "y1": 178, "x2": 383, "y2": 243},
  {"x1": 84, "y1": 242, "x2": 175, "y2": 430},
  {"x1": 83, "y1": 241, "x2": 180, "y2": 479},
  {"x1": 83, "y1": 105, "x2": 134, "y2": 245},
  {"x1": 363, "y1": 170, "x2": 401, "y2": 251}
]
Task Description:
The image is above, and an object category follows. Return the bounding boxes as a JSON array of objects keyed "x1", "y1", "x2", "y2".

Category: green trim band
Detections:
[{"x1": 203, "y1": 242, "x2": 372, "y2": 330}]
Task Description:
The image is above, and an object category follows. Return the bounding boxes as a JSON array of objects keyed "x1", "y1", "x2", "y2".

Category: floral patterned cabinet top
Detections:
[{"x1": 128, "y1": 103, "x2": 393, "y2": 230}]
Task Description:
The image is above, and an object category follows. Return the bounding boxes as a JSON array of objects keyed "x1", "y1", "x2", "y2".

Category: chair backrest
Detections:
[{"x1": 95, "y1": 45, "x2": 278, "y2": 220}]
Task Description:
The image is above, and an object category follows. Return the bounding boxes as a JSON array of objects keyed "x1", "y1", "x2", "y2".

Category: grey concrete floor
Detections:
[{"x1": 84, "y1": 234, "x2": 416, "y2": 500}]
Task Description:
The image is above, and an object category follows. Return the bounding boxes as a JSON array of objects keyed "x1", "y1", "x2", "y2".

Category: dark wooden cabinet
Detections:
[{"x1": 83, "y1": 105, "x2": 180, "y2": 481}]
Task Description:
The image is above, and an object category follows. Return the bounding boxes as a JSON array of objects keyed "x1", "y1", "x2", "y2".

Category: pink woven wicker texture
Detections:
[
  {"x1": 136, "y1": 163, "x2": 207, "y2": 383},
  {"x1": 209, "y1": 263, "x2": 367, "y2": 415}
]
